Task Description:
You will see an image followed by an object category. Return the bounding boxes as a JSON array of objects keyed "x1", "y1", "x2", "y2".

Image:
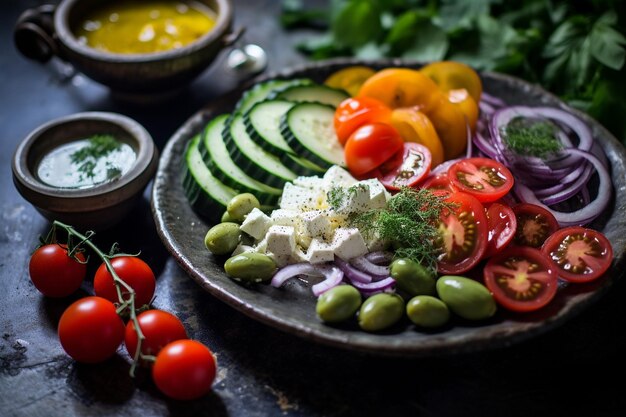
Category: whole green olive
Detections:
[
  {"x1": 227, "y1": 193, "x2": 260, "y2": 222},
  {"x1": 316, "y1": 285, "x2": 362, "y2": 323},
  {"x1": 390, "y1": 258, "x2": 436, "y2": 297},
  {"x1": 204, "y1": 222, "x2": 241, "y2": 255},
  {"x1": 436, "y1": 275, "x2": 496, "y2": 320},
  {"x1": 358, "y1": 293, "x2": 404, "y2": 332},
  {"x1": 224, "y1": 252, "x2": 276, "y2": 283},
  {"x1": 221, "y1": 210, "x2": 239, "y2": 223},
  {"x1": 406, "y1": 295, "x2": 450, "y2": 328}
]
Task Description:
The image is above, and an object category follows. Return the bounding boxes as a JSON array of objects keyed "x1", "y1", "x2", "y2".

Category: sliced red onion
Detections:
[
  {"x1": 534, "y1": 164, "x2": 593, "y2": 200},
  {"x1": 311, "y1": 265, "x2": 344, "y2": 297},
  {"x1": 350, "y1": 255, "x2": 389, "y2": 278},
  {"x1": 465, "y1": 121, "x2": 473, "y2": 159},
  {"x1": 350, "y1": 277, "x2": 396, "y2": 296},
  {"x1": 365, "y1": 251, "x2": 393, "y2": 264},
  {"x1": 334, "y1": 256, "x2": 372, "y2": 284},
  {"x1": 481, "y1": 92, "x2": 506, "y2": 108},
  {"x1": 271, "y1": 263, "x2": 322, "y2": 288},
  {"x1": 430, "y1": 157, "x2": 464, "y2": 176}
]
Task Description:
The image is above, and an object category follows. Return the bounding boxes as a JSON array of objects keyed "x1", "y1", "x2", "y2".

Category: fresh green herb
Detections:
[
  {"x1": 281, "y1": 0, "x2": 626, "y2": 145},
  {"x1": 70, "y1": 134, "x2": 122, "y2": 180},
  {"x1": 329, "y1": 186, "x2": 453, "y2": 273},
  {"x1": 503, "y1": 117, "x2": 563, "y2": 158}
]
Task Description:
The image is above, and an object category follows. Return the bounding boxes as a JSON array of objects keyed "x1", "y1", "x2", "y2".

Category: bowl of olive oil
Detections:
[{"x1": 12, "y1": 112, "x2": 158, "y2": 230}]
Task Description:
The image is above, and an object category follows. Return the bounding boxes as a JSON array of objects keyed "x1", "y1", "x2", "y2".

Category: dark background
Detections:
[{"x1": 1, "y1": 1, "x2": 626, "y2": 416}]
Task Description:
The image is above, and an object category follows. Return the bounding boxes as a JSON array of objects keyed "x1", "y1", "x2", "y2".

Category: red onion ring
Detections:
[
  {"x1": 334, "y1": 256, "x2": 372, "y2": 284},
  {"x1": 350, "y1": 255, "x2": 390, "y2": 278}
]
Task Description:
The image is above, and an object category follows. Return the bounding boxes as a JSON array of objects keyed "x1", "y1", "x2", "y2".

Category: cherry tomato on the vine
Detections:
[
  {"x1": 447, "y1": 157, "x2": 514, "y2": 203},
  {"x1": 334, "y1": 97, "x2": 391, "y2": 145},
  {"x1": 374, "y1": 142, "x2": 432, "y2": 190},
  {"x1": 58, "y1": 296, "x2": 125, "y2": 363},
  {"x1": 344, "y1": 123, "x2": 404, "y2": 176},
  {"x1": 94, "y1": 256, "x2": 156, "y2": 308},
  {"x1": 29, "y1": 244, "x2": 86, "y2": 297},
  {"x1": 125, "y1": 310, "x2": 188, "y2": 359},
  {"x1": 541, "y1": 227, "x2": 613, "y2": 283},
  {"x1": 152, "y1": 340, "x2": 217, "y2": 400}
]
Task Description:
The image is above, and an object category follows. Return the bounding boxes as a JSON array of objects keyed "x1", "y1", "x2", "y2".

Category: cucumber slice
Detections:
[
  {"x1": 203, "y1": 114, "x2": 282, "y2": 206},
  {"x1": 272, "y1": 84, "x2": 350, "y2": 107},
  {"x1": 281, "y1": 102, "x2": 346, "y2": 169},
  {"x1": 244, "y1": 99, "x2": 296, "y2": 154},
  {"x1": 183, "y1": 134, "x2": 237, "y2": 221},
  {"x1": 223, "y1": 113, "x2": 298, "y2": 188},
  {"x1": 235, "y1": 78, "x2": 312, "y2": 115}
]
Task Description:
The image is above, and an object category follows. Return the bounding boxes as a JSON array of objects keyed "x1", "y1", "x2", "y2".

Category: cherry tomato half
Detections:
[
  {"x1": 325, "y1": 66, "x2": 376, "y2": 97},
  {"x1": 152, "y1": 340, "x2": 217, "y2": 400},
  {"x1": 541, "y1": 227, "x2": 613, "y2": 283},
  {"x1": 513, "y1": 203, "x2": 559, "y2": 248},
  {"x1": 436, "y1": 192, "x2": 488, "y2": 274},
  {"x1": 390, "y1": 107, "x2": 444, "y2": 167},
  {"x1": 374, "y1": 142, "x2": 432, "y2": 190},
  {"x1": 483, "y1": 246, "x2": 558, "y2": 312},
  {"x1": 58, "y1": 296, "x2": 125, "y2": 363},
  {"x1": 125, "y1": 310, "x2": 188, "y2": 359},
  {"x1": 421, "y1": 172, "x2": 456, "y2": 195},
  {"x1": 484, "y1": 202, "x2": 517, "y2": 258},
  {"x1": 447, "y1": 157, "x2": 514, "y2": 203},
  {"x1": 334, "y1": 97, "x2": 391, "y2": 145},
  {"x1": 94, "y1": 256, "x2": 156, "y2": 308},
  {"x1": 29, "y1": 244, "x2": 86, "y2": 297},
  {"x1": 420, "y1": 61, "x2": 483, "y2": 104},
  {"x1": 344, "y1": 123, "x2": 404, "y2": 176}
]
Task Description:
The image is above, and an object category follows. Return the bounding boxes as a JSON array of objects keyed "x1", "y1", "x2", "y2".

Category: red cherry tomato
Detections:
[
  {"x1": 125, "y1": 310, "x2": 188, "y2": 359},
  {"x1": 541, "y1": 227, "x2": 613, "y2": 283},
  {"x1": 29, "y1": 244, "x2": 86, "y2": 297},
  {"x1": 421, "y1": 172, "x2": 456, "y2": 195},
  {"x1": 374, "y1": 142, "x2": 432, "y2": 190},
  {"x1": 152, "y1": 340, "x2": 217, "y2": 400},
  {"x1": 334, "y1": 97, "x2": 391, "y2": 145},
  {"x1": 447, "y1": 157, "x2": 514, "y2": 203},
  {"x1": 484, "y1": 246, "x2": 558, "y2": 312},
  {"x1": 513, "y1": 203, "x2": 559, "y2": 248},
  {"x1": 436, "y1": 192, "x2": 488, "y2": 274},
  {"x1": 484, "y1": 202, "x2": 517, "y2": 258},
  {"x1": 58, "y1": 296, "x2": 125, "y2": 363},
  {"x1": 344, "y1": 123, "x2": 404, "y2": 176},
  {"x1": 94, "y1": 256, "x2": 156, "y2": 308}
]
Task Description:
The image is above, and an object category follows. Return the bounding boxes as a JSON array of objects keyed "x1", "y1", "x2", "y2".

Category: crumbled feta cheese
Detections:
[
  {"x1": 265, "y1": 225, "x2": 296, "y2": 256},
  {"x1": 279, "y1": 183, "x2": 324, "y2": 211},
  {"x1": 306, "y1": 238, "x2": 336, "y2": 264},
  {"x1": 239, "y1": 208, "x2": 271, "y2": 241},
  {"x1": 323, "y1": 165, "x2": 357, "y2": 189},
  {"x1": 358, "y1": 178, "x2": 389, "y2": 209},
  {"x1": 331, "y1": 227, "x2": 368, "y2": 260}
]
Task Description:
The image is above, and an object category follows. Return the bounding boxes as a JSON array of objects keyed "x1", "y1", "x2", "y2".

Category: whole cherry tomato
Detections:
[
  {"x1": 94, "y1": 256, "x2": 156, "y2": 308},
  {"x1": 334, "y1": 97, "x2": 391, "y2": 145},
  {"x1": 29, "y1": 244, "x2": 86, "y2": 297},
  {"x1": 420, "y1": 61, "x2": 483, "y2": 103},
  {"x1": 152, "y1": 340, "x2": 217, "y2": 400},
  {"x1": 325, "y1": 66, "x2": 376, "y2": 96},
  {"x1": 125, "y1": 310, "x2": 188, "y2": 359},
  {"x1": 390, "y1": 107, "x2": 444, "y2": 167},
  {"x1": 58, "y1": 296, "x2": 125, "y2": 363},
  {"x1": 343, "y1": 123, "x2": 404, "y2": 176}
]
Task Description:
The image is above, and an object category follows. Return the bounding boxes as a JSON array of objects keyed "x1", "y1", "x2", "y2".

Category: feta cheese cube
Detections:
[
  {"x1": 301, "y1": 210, "x2": 332, "y2": 240},
  {"x1": 306, "y1": 238, "x2": 336, "y2": 264},
  {"x1": 332, "y1": 227, "x2": 368, "y2": 260},
  {"x1": 265, "y1": 225, "x2": 296, "y2": 256},
  {"x1": 270, "y1": 209, "x2": 301, "y2": 228},
  {"x1": 323, "y1": 165, "x2": 358, "y2": 189},
  {"x1": 231, "y1": 244, "x2": 254, "y2": 256},
  {"x1": 239, "y1": 208, "x2": 271, "y2": 241},
  {"x1": 293, "y1": 175, "x2": 324, "y2": 190},
  {"x1": 279, "y1": 183, "x2": 323, "y2": 211},
  {"x1": 334, "y1": 183, "x2": 371, "y2": 215},
  {"x1": 359, "y1": 178, "x2": 389, "y2": 209}
]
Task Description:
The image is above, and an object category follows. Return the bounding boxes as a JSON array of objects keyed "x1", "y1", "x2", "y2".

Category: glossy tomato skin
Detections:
[
  {"x1": 447, "y1": 157, "x2": 514, "y2": 203},
  {"x1": 421, "y1": 173, "x2": 456, "y2": 195},
  {"x1": 29, "y1": 244, "x2": 86, "y2": 297},
  {"x1": 344, "y1": 123, "x2": 404, "y2": 176},
  {"x1": 58, "y1": 296, "x2": 125, "y2": 363},
  {"x1": 334, "y1": 97, "x2": 391, "y2": 144},
  {"x1": 125, "y1": 310, "x2": 188, "y2": 358},
  {"x1": 513, "y1": 203, "x2": 559, "y2": 248},
  {"x1": 420, "y1": 61, "x2": 483, "y2": 103},
  {"x1": 436, "y1": 192, "x2": 488, "y2": 274},
  {"x1": 94, "y1": 256, "x2": 156, "y2": 308},
  {"x1": 152, "y1": 340, "x2": 217, "y2": 400},
  {"x1": 484, "y1": 246, "x2": 558, "y2": 312},
  {"x1": 541, "y1": 227, "x2": 613, "y2": 283},
  {"x1": 390, "y1": 108, "x2": 444, "y2": 167},
  {"x1": 484, "y1": 202, "x2": 517, "y2": 258},
  {"x1": 375, "y1": 142, "x2": 432, "y2": 190}
]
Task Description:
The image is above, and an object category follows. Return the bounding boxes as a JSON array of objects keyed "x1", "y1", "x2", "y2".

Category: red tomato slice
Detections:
[
  {"x1": 541, "y1": 226, "x2": 613, "y2": 283},
  {"x1": 334, "y1": 97, "x2": 391, "y2": 145},
  {"x1": 344, "y1": 123, "x2": 404, "y2": 176},
  {"x1": 436, "y1": 192, "x2": 487, "y2": 274},
  {"x1": 447, "y1": 157, "x2": 514, "y2": 203},
  {"x1": 484, "y1": 246, "x2": 558, "y2": 312},
  {"x1": 484, "y1": 202, "x2": 517, "y2": 258},
  {"x1": 513, "y1": 203, "x2": 559, "y2": 248},
  {"x1": 374, "y1": 142, "x2": 432, "y2": 190},
  {"x1": 421, "y1": 172, "x2": 456, "y2": 196}
]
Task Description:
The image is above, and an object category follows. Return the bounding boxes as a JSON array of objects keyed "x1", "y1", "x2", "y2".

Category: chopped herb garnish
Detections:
[
  {"x1": 503, "y1": 117, "x2": 563, "y2": 158},
  {"x1": 70, "y1": 134, "x2": 122, "y2": 180}
]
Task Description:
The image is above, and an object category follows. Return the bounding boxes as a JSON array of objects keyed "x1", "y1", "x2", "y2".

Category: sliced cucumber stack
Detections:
[
  {"x1": 271, "y1": 84, "x2": 349, "y2": 107},
  {"x1": 202, "y1": 115, "x2": 282, "y2": 206},
  {"x1": 235, "y1": 78, "x2": 312, "y2": 115}
]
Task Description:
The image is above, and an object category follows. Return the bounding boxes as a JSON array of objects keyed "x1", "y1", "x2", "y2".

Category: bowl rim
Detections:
[
  {"x1": 12, "y1": 111, "x2": 156, "y2": 203},
  {"x1": 54, "y1": 0, "x2": 233, "y2": 63}
]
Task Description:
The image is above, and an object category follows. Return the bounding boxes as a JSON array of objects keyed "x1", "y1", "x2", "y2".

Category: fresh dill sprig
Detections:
[
  {"x1": 70, "y1": 134, "x2": 121, "y2": 180},
  {"x1": 503, "y1": 117, "x2": 563, "y2": 158}
]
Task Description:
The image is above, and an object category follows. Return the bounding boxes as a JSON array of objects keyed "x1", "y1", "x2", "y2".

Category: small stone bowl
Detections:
[{"x1": 12, "y1": 112, "x2": 158, "y2": 230}]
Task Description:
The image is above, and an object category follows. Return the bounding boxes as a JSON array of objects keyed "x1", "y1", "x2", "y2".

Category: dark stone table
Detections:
[{"x1": 2, "y1": 1, "x2": 626, "y2": 416}]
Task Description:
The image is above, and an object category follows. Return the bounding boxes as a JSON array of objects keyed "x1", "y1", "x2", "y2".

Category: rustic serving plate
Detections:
[{"x1": 152, "y1": 58, "x2": 626, "y2": 356}]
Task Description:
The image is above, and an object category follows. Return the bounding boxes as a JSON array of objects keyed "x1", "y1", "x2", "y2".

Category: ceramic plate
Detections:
[{"x1": 152, "y1": 59, "x2": 626, "y2": 356}]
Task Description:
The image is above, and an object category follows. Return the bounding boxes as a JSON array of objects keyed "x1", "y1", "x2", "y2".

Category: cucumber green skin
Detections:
[
  {"x1": 201, "y1": 115, "x2": 282, "y2": 206},
  {"x1": 243, "y1": 100, "x2": 295, "y2": 155},
  {"x1": 235, "y1": 78, "x2": 313, "y2": 115},
  {"x1": 269, "y1": 84, "x2": 350, "y2": 107}
]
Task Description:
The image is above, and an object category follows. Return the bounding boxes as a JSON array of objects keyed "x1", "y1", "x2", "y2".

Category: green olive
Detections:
[
  {"x1": 221, "y1": 210, "x2": 239, "y2": 223},
  {"x1": 406, "y1": 295, "x2": 450, "y2": 328},
  {"x1": 390, "y1": 258, "x2": 436, "y2": 297},
  {"x1": 436, "y1": 275, "x2": 496, "y2": 320},
  {"x1": 358, "y1": 293, "x2": 404, "y2": 332},
  {"x1": 204, "y1": 222, "x2": 241, "y2": 255},
  {"x1": 227, "y1": 193, "x2": 260, "y2": 222},
  {"x1": 224, "y1": 252, "x2": 276, "y2": 283},
  {"x1": 316, "y1": 285, "x2": 362, "y2": 323}
]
